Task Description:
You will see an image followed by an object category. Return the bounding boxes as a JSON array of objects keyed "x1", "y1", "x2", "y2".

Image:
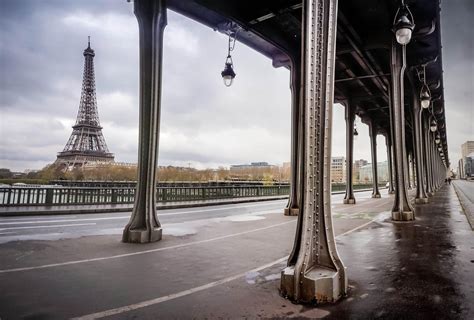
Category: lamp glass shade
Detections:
[
  {"x1": 421, "y1": 98, "x2": 430, "y2": 109},
  {"x1": 221, "y1": 62, "x2": 236, "y2": 87},
  {"x1": 223, "y1": 76, "x2": 234, "y2": 87},
  {"x1": 430, "y1": 124, "x2": 437, "y2": 132},
  {"x1": 395, "y1": 27, "x2": 412, "y2": 45}
]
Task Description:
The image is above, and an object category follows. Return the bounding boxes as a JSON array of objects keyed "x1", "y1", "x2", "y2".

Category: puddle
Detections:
[
  {"x1": 265, "y1": 273, "x2": 281, "y2": 281},
  {"x1": 163, "y1": 224, "x2": 197, "y2": 236},
  {"x1": 226, "y1": 215, "x2": 265, "y2": 222}
]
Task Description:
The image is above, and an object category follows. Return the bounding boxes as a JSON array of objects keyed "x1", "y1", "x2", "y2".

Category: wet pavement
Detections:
[{"x1": 0, "y1": 186, "x2": 472, "y2": 319}]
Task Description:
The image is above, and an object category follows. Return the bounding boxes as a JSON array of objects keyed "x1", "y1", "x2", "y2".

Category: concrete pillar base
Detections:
[
  {"x1": 372, "y1": 193, "x2": 381, "y2": 198},
  {"x1": 388, "y1": 190, "x2": 395, "y2": 194},
  {"x1": 415, "y1": 198, "x2": 429, "y2": 204},
  {"x1": 284, "y1": 208, "x2": 299, "y2": 216},
  {"x1": 427, "y1": 192, "x2": 433, "y2": 197},
  {"x1": 343, "y1": 198, "x2": 356, "y2": 204},
  {"x1": 123, "y1": 228, "x2": 162, "y2": 243},
  {"x1": 391, "y1": 211, "x2": 415, "y2": 221},
  {"x1": 280, "y1": 266, "x2": 346, "y2": 304}
]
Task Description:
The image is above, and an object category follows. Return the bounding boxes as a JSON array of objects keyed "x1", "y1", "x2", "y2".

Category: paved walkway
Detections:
[
  {"x1": 0, "y1": 195, "x2": 288, "y2": 216},
  {"x1": 0, "y1": 186, "x2": 472, "y2": 319}
]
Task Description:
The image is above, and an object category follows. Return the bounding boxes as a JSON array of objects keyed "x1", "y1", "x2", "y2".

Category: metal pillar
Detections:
[
  {"x1": 423, "y1": 114, "x2": 433, "y2": 196},
  {"x1": 123, "y1": 0, "x2": 166, "y2": 243},
  {"x1": 385, "y1": 133, "x2": 395, "y2": 194},
  {"x1": 411, "y1": 153, "x2": 416, "y2": 188},
  {"x1": 389, "y1": 39, "x2": 414, "y2": 221},
  {"x1": 343, "y1": 101, "x2": 356, "y2": 204},
  {"x1": 431, "y1": 135, "x2": 438, "y2": 190},
  {"x1": 406, "y1": 153, "x2": 412, "y2": 189},
  {"x1": 285, "y1": 56, "x2": 302, "y2": 216},
  {"x1": 369, "y1": 119, "x2": 381, "y2": 198},
  {"x1": 281, "y1": 0, "x2": 347, "y2": 303},
  {"x1": 412, "y1": 90, "x2": 428, "y2": 203}
]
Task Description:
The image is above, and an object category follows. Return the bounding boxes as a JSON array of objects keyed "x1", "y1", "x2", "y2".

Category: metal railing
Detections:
[
  {"x1": 0, "y1": 183, "x2": 387, "y2": 207},
  {"x1": 0, "y1": 185, "x2": 290, "y2": 206}
]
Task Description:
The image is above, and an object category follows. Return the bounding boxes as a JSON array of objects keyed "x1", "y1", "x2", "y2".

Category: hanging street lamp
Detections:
[
  {"x1": 353, "y1": 123, "x2": 359, "y2": 137},
  {"x1": 221, "y1": 31, "x2": 238, "y2": 87},
  {"x1": 435, "y1": 134, "x2": 441, "y2": 144},
  {"x1": 392, "y1": 1, "x2": 415, "y2": 45},
  {"x1": 221, "y1": 56, "x2": 236, "y2": 87},
  {"x1": 420, "y1": 83, "x2": 431, "y2": 109},
  {"x1": 430, "y1": 119, "x2": 437, "y2": 132}
]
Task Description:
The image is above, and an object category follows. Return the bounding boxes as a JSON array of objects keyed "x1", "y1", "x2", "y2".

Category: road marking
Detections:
[
  {"x1": 0, "y1": 223, "x2": 97, "y2": 231},
  {"x1": 0, "y1": 220, "x2": 295, "y2": 274},
  {"x1": 72, "y1": 214, "x2": 382, "y2": 320},
  {"x1": 71, "y1": 256, "x2": 289, "y2": 320}
]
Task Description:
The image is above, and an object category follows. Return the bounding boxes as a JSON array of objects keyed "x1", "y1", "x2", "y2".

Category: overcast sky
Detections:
[{"x1": 0, "y1": 0, "x2": 472, "y2": 172}]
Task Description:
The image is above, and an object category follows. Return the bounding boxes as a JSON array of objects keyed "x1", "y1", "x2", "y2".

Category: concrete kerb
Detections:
[
  {"x1": 0, "y1": 196, "x2": 289, "y2": 217},
  {"x1": 452, "y1": 183, "x2": 474, "y2": 230}
]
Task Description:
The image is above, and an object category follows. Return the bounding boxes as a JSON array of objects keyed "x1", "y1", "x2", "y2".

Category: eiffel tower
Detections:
[{"x1": 56, "y1": 37, "x2": 114, "y2": 168}]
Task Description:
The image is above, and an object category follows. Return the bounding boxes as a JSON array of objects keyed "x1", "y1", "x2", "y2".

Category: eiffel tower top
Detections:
[
  {"x1": 56, "y1": 37, "x2": 114, "y2": 168},
  {"x1": 84, "y1": 36, "x2": 95, "y2": 57}
]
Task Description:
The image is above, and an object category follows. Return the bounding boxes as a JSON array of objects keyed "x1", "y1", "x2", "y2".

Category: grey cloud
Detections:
[{"x1": 0, "y1": 0, "x2": 472, "y2": 173}]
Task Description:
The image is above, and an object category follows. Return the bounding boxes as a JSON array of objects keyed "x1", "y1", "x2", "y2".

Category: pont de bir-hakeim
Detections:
[{"x1": 56, "y1": 37, "x2": 114, "y2": 169}]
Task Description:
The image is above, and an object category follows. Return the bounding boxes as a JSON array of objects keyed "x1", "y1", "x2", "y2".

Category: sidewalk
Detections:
[{"x1": 0, "y1": 195, "x2": 288, "y2": 216}]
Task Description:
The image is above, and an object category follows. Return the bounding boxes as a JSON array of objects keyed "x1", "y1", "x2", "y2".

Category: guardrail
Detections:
[{"x1": 0, "y1": 185, "x2": 290, "y2": 206}]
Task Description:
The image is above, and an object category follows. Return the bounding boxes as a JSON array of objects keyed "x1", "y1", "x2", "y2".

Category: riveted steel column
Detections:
[
  {"x1": 389, "y1": 39, "x2": 414, "y2": 220},
  {"x1": 411, "y1": 153, "x2": 416, "y2": 188},
  {"x1": 285, "y1": 56, "x2": 302, "y2": 216},
  {"x1": 431, "y1": 135, "x2": 438, "y2": 190},
  {"x1": 123, "y1": 0, "x2": 166, "y2": 243},
  {"x1": 385, "y1": 133, "x2": 395, "y2": 194},
  {"x1": 406, "y1": 153, "x2": 412, "y2": 189},
  {"x1": 281, "y1": 0, "x2": 347, "y2": 303},
  {"x1": 343, "y1": 101, "x2": 356, "y2": 204},
  {"x1": 422, "y1": 113, "x2": 432, "y2": 196},
  {"x1": 369, "y1": 119, "x2": 381, "y2": 198},
  {"x1": 423, "y1": 114, "x2": 433, "y2": 196},
  {"x1": 412, "y1": 91, "x2": 428, "y2": 203}
]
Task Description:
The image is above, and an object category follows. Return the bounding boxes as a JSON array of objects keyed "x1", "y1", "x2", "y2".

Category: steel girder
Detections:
[
  {"x1": 122, "y1": 0, "x2": 166, "y2": 243},
  {"x1": 280, "y1": 0, "x2": 347, "y2": 303}
]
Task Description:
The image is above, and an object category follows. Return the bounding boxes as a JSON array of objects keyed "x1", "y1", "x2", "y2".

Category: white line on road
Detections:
[
  {"x1": 71, "y1": 256, "x2": 289, "y2": 320},
  {"x1": 72, "y1": 213, "x2": 385, "y2": 320},
  {"x1": 0, "y1": 220, "x2": 295, "y2": 274},
  {"x1": 0, "y1": 223, "x2": 97, "y2": 231}
]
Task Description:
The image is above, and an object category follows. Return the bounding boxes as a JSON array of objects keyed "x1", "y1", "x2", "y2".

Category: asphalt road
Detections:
[
  {"x1": 0, "y1": 190, "x2": 376, "y2": 244},
  {"x1": 454, "y1": 179, "x2": 474, "y2": 203}
]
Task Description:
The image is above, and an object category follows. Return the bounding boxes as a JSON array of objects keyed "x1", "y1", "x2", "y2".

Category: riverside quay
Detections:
[{"x1": 1, "y1": 0, "x2": 473, "y2": 319}]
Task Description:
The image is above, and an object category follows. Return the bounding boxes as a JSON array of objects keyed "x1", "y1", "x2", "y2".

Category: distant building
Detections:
[
  {"x1": 359, "y1": 161, "x2": 389, "y2": 183},
  {"x1": 465, "y1": 152, "x2": 474, "y2": 179},
  {"x1": 458, "y1": 158, "x2": 465, "y2": 179},
  {"x1": 230, "y1": 162, "x2": 274, "y2": 173},
  {"x1": 353, "y1": 159, "x2": 368, "y2": 184},
  {"x1": 461, "y1": 141, "x2": 474, "y2": 159},
  {"x1": 331, "y1": 157, "x2": 346, "y2": 183}
]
